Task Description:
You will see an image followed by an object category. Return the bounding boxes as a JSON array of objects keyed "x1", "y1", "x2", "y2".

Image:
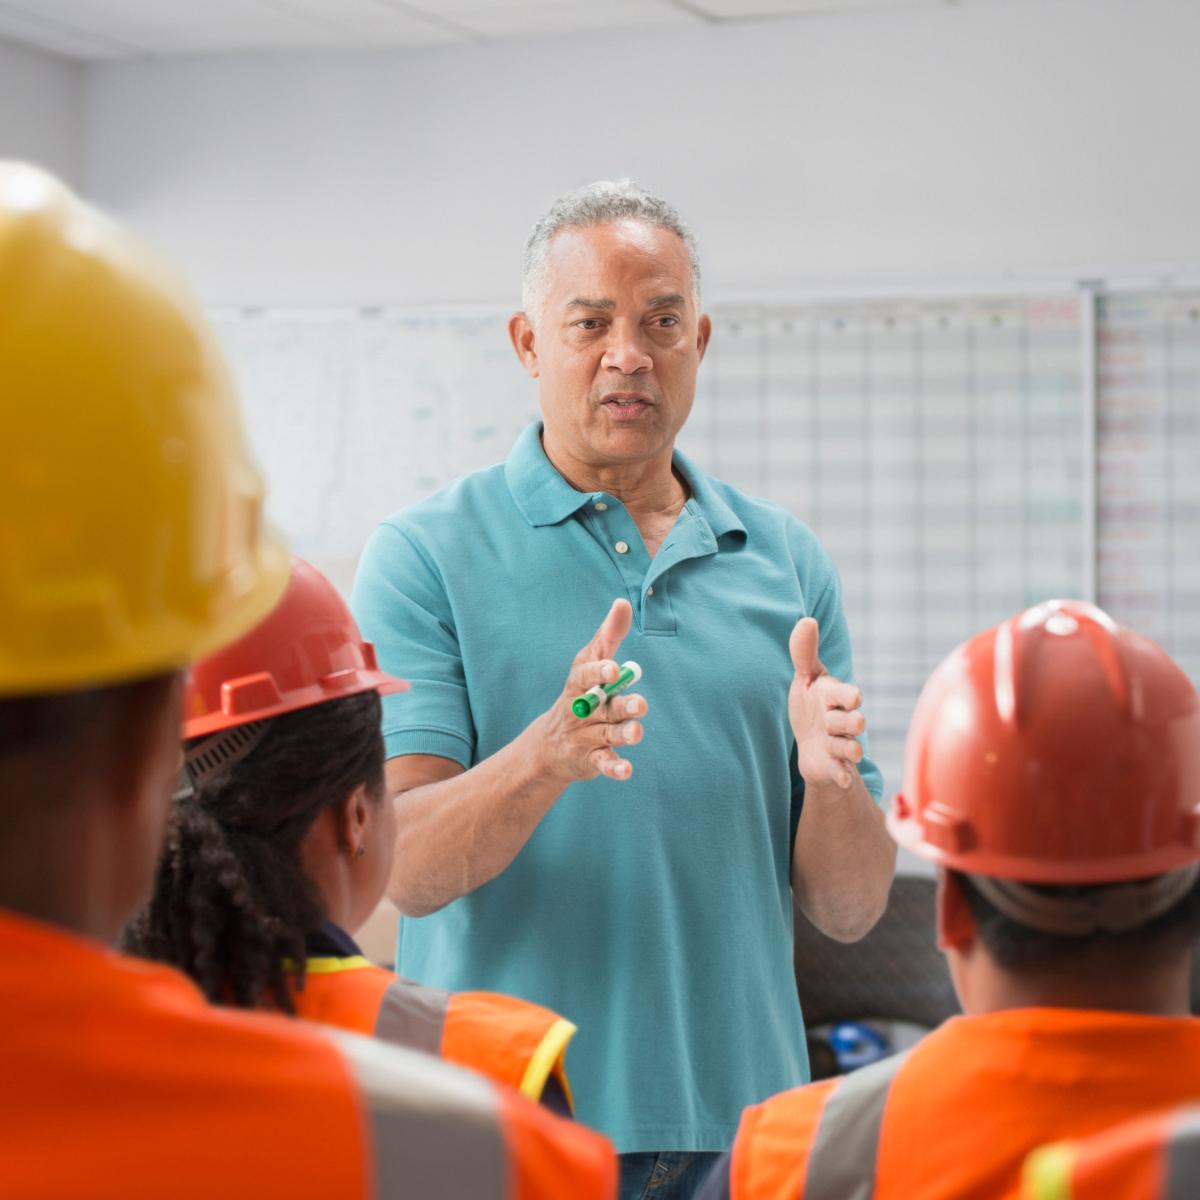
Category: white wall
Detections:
[
  {"x1": 81, "y1": 0, "x2": 1200, "y2": 307},
  {"x1": 0, "y1": 38, "x2": 80, "y2": 183}
]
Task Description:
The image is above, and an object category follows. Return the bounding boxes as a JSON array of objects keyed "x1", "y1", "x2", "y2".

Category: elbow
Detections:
[
  {"x1": 801, "y1": 872, "x2": 893, "y2": 944},
  {"x1": 815, "y1": 898, "x2": 887, "y2": 944},
  {"x1": 385, "y1": 839, "x2": 468, "y2": 919},
  {"x1": 386, "y1": 878, "x2": 449, "y2": 920}
]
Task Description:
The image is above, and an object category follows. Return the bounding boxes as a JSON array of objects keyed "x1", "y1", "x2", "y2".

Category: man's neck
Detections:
[
  {"x1": 541, "y1": 433, "x2": 688, "y2": 524},
  {"x1": 961, "y1": 957, "x2": 1193, "y2": 1018},
  {"x1": 0, "y1": 803, "x2": 123, "y2": 943}
]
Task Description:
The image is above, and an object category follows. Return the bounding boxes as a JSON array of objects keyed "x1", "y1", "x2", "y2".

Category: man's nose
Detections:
[{"x1": 601, "y1": 326, "x2": 653, "y2": 375}]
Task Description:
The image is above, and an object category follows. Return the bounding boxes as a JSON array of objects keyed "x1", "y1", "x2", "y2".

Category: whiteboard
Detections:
[
  {"x1": 1096, "y1": 290, "x2": 1200, "y2": 690},
  {"x1": 210, "y1": 288, "x2": 1195, "y2": 802},
  {"x1": 681, "y1": 294, "x2": 1085, "y2": 795}
]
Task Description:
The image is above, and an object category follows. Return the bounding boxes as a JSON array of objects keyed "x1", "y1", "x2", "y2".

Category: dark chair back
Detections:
[{"x1": 793, "y1": 874, "x2": 960, "y2": 1029}]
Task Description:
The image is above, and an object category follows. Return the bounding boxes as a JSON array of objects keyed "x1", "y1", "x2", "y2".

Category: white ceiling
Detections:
[{"x1": 0, "y1": 0, "x2": 1022, "y2": 61}]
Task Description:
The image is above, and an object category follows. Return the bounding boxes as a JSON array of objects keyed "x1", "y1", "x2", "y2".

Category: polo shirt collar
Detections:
[
  {"x1": 505, "y1": 421, "x2": 748, "y2": 542},
  {"x1": 505, "y1": 421, "x2": 592, "y2": 527},
  {"x1": 672, "y1": 446, "x2": 747, "y2": 541}
]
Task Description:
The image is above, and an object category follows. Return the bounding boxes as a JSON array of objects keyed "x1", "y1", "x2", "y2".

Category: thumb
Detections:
[
  {"x1": 789, "y1": 617, "x2": 824, "y2": 684},
  {"x1": 577, "y1": 598, "x2": 633, "y2": 664}
]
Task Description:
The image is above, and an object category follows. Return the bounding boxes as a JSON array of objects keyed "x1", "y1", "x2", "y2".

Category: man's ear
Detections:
[
  {"x1": 937, "y1": 870, "x2": 976, "y2": 952},
  {"x1": 508, "y1": 311, "x2": 540, "y2": 379},
  {"x1": 696, "y1": 312, "x2": 712, "y2": 362}
]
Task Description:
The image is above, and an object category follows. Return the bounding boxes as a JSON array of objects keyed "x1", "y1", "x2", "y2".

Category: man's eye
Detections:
[
  {"x1": 575, "y1": 319, "x2": 603, "y2": 331},
  {"x1": 653, "y1": 316, "x2": 679, "y2": 327}
]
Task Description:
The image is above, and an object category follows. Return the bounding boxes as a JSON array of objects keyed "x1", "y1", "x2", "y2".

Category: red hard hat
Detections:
[
  {"x1": 184, "y1": 556, "x2": 408, "y2": 739},
  {"x1": 889, "y1": 600, "x2": 1200, "y2": 884}
]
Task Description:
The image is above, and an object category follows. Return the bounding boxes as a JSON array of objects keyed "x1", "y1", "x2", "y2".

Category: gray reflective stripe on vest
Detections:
[
  {"x1": 804, "y1": 1050, "x2": 910, "y2": 1200},
  {"x1": 326, "y1": 1027, "x2": 507, "y2": 1199},
  {"x1": 374, "y1": 975, "x2": 452, "y2": 1056},
  {"x1": 1166, "y1": 1107, "x2": 1200, "y2": 1200}
]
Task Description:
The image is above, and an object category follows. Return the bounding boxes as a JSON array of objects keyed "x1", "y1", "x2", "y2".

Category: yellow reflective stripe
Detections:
[
  {"x1": 1022, "y1": 1142, "x2": 1076, "y2": 1200},
  {"x1": 518, "y1": 1017, "x2": 577, "y2": 1108},
  {"x1": 299, "y1": 955, "x2": 374, "y2": 975}
]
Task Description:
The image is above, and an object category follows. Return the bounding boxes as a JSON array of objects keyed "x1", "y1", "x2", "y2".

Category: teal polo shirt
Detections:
[{"x1": 351, "y1": 421, "x2": 882, "y2": 1153}]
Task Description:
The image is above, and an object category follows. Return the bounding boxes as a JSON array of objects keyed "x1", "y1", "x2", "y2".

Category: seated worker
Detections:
[
  {"x1": 0, "y1": 161, "x2": 614, "y2": 1199},
  {"x1": 1023, "y1": 1105, "x2": 1200, "y2": 1199},
  {"x1": 125, "y1": 556, "x2": 578, "y2": 1113},
  {"x1": 697, "y1": 599, "x2": 1200, "y2": 1200}
]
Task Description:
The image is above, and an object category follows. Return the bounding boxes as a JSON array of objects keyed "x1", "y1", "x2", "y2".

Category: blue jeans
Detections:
[{"x1": 619, "y1": 1151, "x2": 724, "y2": 1200}]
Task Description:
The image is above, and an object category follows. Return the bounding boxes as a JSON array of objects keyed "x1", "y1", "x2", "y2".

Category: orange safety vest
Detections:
[
  {"x1": 290, "y1": 954, "x2": 577, "y2": 1107},
  {"x1": 0, "y1": 908, "x2": 615, "y2": 1199},
  {"x1": 1022, "y1": 1105, "x2": 1200, "y2": 1200},
  {"x1": 716, "y1": 1009, "x2": 1200, "y2": 1200}
]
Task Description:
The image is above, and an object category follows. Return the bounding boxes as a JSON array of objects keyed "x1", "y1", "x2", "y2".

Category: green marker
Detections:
[{"x1": 571, "y1": 660, "x2": 643, "y2": 719}]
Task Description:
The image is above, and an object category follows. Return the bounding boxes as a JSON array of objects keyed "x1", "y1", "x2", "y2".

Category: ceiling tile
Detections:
[
  {"x1": 0, "y1": 0, "x2": 982, "y2": 61},
  {"x1": 425, "y1": 1, "x2": 695, "y2": 39},
  {"x1": 688, "y1": 0, "x2": 938, "y2": 16},
  {"x1": 261, "y1": 0, "x2": 463, "y2": 43},
  {"x1": 0, "y1": 1, "x2": 144, "y2": 56}
]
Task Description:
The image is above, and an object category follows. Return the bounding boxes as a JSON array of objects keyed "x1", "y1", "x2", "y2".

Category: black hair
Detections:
[
  {"x1": 952, "y1": 868, "x2": 1200, "y2": 975},
  {"x1": 122, "y1": 689, "x2": 384, "y2": 1013}
]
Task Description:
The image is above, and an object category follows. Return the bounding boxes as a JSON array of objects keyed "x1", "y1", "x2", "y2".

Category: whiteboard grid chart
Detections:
[
  {"x1": 211, "y1": 286, "x2": 1195, "y2": 805},
  {"x1": 681, "y1": 295, "x2": 1085, "y2": 797}
]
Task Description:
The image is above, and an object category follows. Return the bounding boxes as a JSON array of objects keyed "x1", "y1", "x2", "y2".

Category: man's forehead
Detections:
[{"x1": 544, "y1": 221, "x2": 693, "y2": 296}]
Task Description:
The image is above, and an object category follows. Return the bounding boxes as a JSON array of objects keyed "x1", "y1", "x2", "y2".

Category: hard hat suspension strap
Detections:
[{"x1": 969, "y1": 865, "x2": 1200, "y2": 936}]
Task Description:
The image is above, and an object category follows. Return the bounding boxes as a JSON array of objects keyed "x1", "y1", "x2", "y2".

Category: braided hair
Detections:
[{"x1": 123, "y1": 689, "x2": 384, "y2": 1013}]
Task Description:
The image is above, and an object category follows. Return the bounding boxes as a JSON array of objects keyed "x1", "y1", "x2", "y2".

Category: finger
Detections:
[
  {"x1": 817, "y1": 676, "x2": 861, "y2": 712},
  {"x1": 599, "y1": 719, "x2": 643, "y2": 747},
  {"x1": 824, "y1": 709, "x2": 866, "y2": 737},
  {"x1": 567, "y1": 658, "x2": 621, "y2": 693},
  {"x1": 826, "y1": 735, "x2": 864, "y2": 765},
  {"x1": 574, "y1": 598, "x2": 633, "y2": 665},
  {"x1": 593, "y1": 749, "x2": 633, "y2": 781},
  {"x1": 789, "y1": 617, "x2": 824, "y2": 685},
  {"x1": 613, "y1": 693, "x2": 647, "y2": 719}
]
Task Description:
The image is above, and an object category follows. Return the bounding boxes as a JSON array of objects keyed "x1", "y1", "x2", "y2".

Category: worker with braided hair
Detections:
[{"x1": 126, "y1": 557, "x2": 578, "y2": 1112}]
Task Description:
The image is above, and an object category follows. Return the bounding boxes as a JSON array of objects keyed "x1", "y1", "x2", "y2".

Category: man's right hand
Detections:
[{"x1": 534, "y1": 598, "x2": 648, "y2": 785}]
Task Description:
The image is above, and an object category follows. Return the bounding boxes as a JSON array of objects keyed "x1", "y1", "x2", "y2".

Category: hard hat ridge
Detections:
[{"x1": 183, "y1": 557, "x2": 409, "y2": 740}]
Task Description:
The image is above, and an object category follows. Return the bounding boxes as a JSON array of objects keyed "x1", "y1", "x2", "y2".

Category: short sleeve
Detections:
[{"x1": 350, "y1": 521, "x2": 475, "y2": 767}]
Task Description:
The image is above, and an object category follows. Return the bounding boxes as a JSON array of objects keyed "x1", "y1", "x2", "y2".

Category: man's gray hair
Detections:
[{"x1": 521, "y1": 179, "x2": 702, "y2": 316}]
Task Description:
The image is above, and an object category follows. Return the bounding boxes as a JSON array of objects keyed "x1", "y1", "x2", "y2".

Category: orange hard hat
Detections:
[
  {"x1": 184, "y1": 557, "x2": 408, "y2": 740},
  {"x1": 889, "y1": 600, "x2": 1200, "y2": 884}
]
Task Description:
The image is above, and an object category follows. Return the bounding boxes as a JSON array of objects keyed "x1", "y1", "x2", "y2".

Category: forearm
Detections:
[
  {"x1": 387, "y1": 720, "x2": 568, "y2": 917},
  {"x1": 791, "y1": 772, "x2": 896, "y2": 942}
]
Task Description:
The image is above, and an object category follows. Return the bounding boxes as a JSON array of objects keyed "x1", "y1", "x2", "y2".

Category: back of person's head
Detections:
[
  {"x1": 890, "y1": 600, "x2": 1200, "y2": 1007},
  {"x1": 0, "y1": 162, "x2": 287, "y2": 939},
  {"x1": 123, "y1": 557, "x2": 408, "y2": 1012}
]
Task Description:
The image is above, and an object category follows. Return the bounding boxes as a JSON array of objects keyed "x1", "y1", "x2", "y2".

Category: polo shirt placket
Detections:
[{"x1": 580, "y1": 498, "x2": 715, "y2": 637}]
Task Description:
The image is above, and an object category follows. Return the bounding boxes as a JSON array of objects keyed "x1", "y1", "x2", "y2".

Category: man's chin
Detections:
[{"x1": 590, "y1": 423, "x2": 673, "y2": 462}]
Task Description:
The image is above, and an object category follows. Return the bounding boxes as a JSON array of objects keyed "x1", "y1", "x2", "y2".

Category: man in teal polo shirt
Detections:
[{"x1": 351, "y1": 180, "x2": 896, "y2": 1199}]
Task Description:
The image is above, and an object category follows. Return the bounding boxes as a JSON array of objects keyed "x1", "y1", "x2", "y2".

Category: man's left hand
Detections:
[{"x1": 788, "y1": 617, "x2": 866, "y2": 790}]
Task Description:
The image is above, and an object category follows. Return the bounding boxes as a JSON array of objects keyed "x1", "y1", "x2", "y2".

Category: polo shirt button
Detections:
[
  {"x1": 647, "y1": 586, "x2": 654, "y2": 596},
  {"x1": 595, "y1": 501, "x2": 608, "y2": 511},
  {"x1": 615, "y1": 541, "x2": 629, "y2": 555}
]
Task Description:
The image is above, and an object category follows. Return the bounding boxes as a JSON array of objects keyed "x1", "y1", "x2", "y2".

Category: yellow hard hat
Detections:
[{"x1": 0, "y1": 162, "x2": 289, "y2": 694}]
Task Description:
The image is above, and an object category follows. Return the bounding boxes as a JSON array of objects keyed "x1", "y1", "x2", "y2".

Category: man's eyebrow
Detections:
[
  {"x1": 647, "y1": 293, "x2": 686, "y2": 308},
  {"x1": 565, "y1": 297, "x2": 615, "y2": 310}
]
